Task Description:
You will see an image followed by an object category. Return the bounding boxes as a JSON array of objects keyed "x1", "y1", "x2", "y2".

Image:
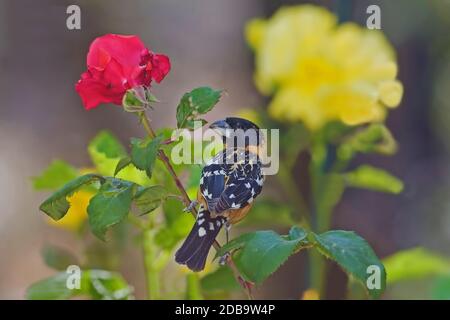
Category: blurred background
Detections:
[{"x1": 1, "y1": 0, "x2": 450, "y2": 299}]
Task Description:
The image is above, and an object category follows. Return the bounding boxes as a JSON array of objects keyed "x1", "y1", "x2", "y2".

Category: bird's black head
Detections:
[
  {"x1": 209, "y1": 117, "x2": 262, "y2": 148},
  {"x1": 209, "y1": 117, "x2": 260, "y2": 131}
]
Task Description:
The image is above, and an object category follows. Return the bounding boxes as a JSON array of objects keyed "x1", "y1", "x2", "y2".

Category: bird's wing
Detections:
[
  {"x1": 214, "y1": 164, "x2": 264, "y2": 214},
  {"x1": 199, "y1": 162, "x2": 227, "y2": 211}
]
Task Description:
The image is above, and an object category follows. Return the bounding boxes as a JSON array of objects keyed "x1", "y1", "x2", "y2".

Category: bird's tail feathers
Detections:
[{"x1": 175, "y1": 207, "x2": 225, "y2": 271}]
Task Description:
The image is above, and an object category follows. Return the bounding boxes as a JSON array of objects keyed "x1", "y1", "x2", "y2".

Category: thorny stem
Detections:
[{"x1": 138, "y1": 111, "x2": 254, "y2": 300}]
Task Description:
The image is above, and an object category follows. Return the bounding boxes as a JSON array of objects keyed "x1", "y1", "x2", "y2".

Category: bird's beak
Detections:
[{"x1": 209, "y1": 119, "x2": 231, "y2": 137}]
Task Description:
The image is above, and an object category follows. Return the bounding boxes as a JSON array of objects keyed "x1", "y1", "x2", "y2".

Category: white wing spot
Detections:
[
  {"x1": 245, "y1": 183, "x2": 251, "y2": 189},
  {"x1": 198, "y1": 227, "x2": 206, "y2": 237},
  {"x1": 197, "y1": 219, "x2": 205, "y2": 225},
  {"x1": 203, "y1": 189, "x2": 212, "y2": 199},
  {"x1": 229, "y1": 194, "x2": 235, "y2": 199},
  {"x1": 209, "y1": 222, "x2": 214, "y2": 230},
  {"x1": 256, "y1": 177, "x2": 264, "y2": 186}
]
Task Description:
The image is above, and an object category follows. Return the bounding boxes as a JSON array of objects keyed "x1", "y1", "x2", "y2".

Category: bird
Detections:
[{"x1": 175, "y1": 117, "x2": 265, "y2": 272}]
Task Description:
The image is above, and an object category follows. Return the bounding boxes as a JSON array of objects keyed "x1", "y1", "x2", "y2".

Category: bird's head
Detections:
[{"x1": 209, "y1": 117, "x2": 263, "y2": 150}]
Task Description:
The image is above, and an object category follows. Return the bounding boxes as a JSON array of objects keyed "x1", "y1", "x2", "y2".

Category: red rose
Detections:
[{"x1": 75, "y1": 34, "x2": 170, "y2": 110}]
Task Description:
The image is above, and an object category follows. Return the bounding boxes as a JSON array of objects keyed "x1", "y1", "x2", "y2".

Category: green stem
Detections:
[
  {"x1": 308, "y1": 133, "x2": 329, "y2": 298},
  {"x1": 142, "y1": 216, "x2": 160, "y2": 300},
  {"x1": 309, "y1": 250, "x2": 327, "y2": 297},
  {"x1": 277, "y1": 162, "x2": 311, "y2": 229},
  {"x1": 307, "y1": 132, "x2": 349, "y2": 298},
  {"x1": 185, "y1": 274, "x2": 203, "y2": 300}
]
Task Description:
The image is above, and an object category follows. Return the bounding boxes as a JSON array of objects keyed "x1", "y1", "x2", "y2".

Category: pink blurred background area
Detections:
[{"x1": 1, "y1": 0, "x2": 450, "y2": 299}]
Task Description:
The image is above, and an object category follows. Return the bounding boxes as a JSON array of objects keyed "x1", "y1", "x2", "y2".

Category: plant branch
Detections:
[
  {"x1": 142, "y1": 223, "x2": 160, "y2": 299},
  {"x1": 138, "y1": 111, "x2": 254, "y2": 300}
]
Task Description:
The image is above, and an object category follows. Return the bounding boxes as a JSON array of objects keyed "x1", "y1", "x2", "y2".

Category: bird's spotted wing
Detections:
[
  {"x1": 214, "y1": 162, "x2": 264, "y2": 214},
  {"x1": 199, "y1": 162, "x2": 227, "y2": 211}
]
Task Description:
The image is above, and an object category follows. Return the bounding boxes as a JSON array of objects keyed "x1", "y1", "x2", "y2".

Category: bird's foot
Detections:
[
  {"x1": 219, "y1": 252, "x2": 230, "y2": 266},
  {"x1": 183, "y1": 200, "x2": 198, "y2": 213}
]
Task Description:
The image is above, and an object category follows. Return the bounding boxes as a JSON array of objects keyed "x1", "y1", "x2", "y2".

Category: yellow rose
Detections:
[{"x1": 245, "y1": 5, "x2": 403, "y2": 130}]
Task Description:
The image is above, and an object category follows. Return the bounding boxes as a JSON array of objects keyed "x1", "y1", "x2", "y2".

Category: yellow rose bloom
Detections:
[
  {"x1": 47, "y1": 190, "x2": 94, "y2": 231},
  {"x1": 245, "y1": 5, "x2": 403, "y2": 130}
]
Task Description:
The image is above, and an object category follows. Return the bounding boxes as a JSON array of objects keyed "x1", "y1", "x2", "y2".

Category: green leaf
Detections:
[
  {"x1": 154, "y1": 227, "x2": 180, "y2": 250},
  {"x1": 155, "y1": 198, "x2": 194, "y2": 250},
  {"x1": 26, "y1": 272, "x2": 79, "y2": 300},
  {"x1": 89, "y1": 131, "x2": 127, "y2": 159},
  {"x1": 432, "y1": 275, "x2": 450, "y2": 300},
  {"x1": 39, "y1": 174, "x2": 103, "y2": 220},
  {"x1": 42, "y1": 245, "x2": 79, "y2": 271},
  {"x1": 288, "y1": 225, "x2": 308, "y2": 241},
  {"x1": 186, "y1": 165, "x2": 202, "y2": 190},
  {"x1": 344, "y1": 165, "x2": 404, "y2": 194},
  {"x1": 88, "y1": 131, "x2": 148, "y2": 185},
  {"x1": 338, "y1": 124, "x2": 397, "y2": 160},
  {"x1": 134, "y1": 185, "x2": 168, "y2": 215},
  {"x1": 86, "y1": 270, "x2": 133, "y2": 300},
  {"x1": 311, "y1": 230, "x2": 386, "y2": 299},
  {"x1": 87, "y1": 178, "x2": 135, "y2": 240},
  {"x1": 123, "y1": 90, "x2": 144, "y2": 108},
  {"x1": 88, "y1": 131, "x2": 127, "y2": 176},
  {"x1": 26, "y1": 269, "x2": 132, "y2": 300},
  {"x1": 383, "y1": 247, "x2": 450, "y2": 284},
  {"x1": 176, "y1": 87, "x2": 222, "y2": 129},
  {"x1": 201, "y1": 267, "x2": 241, "y2": 292},
  {"x1": 114, "y1": 157, "x2": 132, "y2": 176},
  {"x1": 130, "y1": 135, "x2": 163, "y2": 178},
  {"x1": 32, "y1": 160, "x2": 78, "y2": 191},
  {"x1": 216, "y1": 226, "x2": 308, "y2": 284}
]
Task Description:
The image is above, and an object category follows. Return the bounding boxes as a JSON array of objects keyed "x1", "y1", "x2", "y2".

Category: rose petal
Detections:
[
  {"x1": 75, "y1": 72, "x2": 124, "y2": 110},
  {"x1": 150, "y1": 53, "x2": 171, "y2": 83}
]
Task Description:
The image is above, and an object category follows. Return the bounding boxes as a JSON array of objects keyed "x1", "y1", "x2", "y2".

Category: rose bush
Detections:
[
  {"x1": 31, "y1": 5, "x2": 411, "y2": 300},
  {"x1": 76, "y1": 34, "x2": 170, "y2": 110}
]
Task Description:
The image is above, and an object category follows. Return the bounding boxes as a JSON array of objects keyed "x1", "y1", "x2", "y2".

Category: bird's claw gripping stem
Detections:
[
  {"x1": 183, "y1": 200, "x2": 198, "y2": 213},
  {"x1": 218, "y1": 252, "x2": 230, "y2": 266}
]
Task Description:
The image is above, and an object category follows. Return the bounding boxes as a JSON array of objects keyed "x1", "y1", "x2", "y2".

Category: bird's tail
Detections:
[{"x1": 175, "y1": 206, "x2": 225, "y2": 272}]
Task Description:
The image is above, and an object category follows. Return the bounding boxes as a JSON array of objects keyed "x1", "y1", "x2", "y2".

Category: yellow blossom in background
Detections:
[
  {"x1": 302, "y1": 288, "x2": 319, "y2": 300},
  {"x1": 47, "y1": 190, "x2": 94, "y2": 231},
  {"x1": 245, "y1": 5, "x2": 403, "y2": 130}
]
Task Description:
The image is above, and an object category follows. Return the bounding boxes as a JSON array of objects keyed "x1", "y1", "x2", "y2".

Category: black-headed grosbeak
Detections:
[{"x1": 175, "y1": 117, "x2": 265, "y2": 271}]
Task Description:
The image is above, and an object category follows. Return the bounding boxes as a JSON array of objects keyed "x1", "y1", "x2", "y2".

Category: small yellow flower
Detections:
[
  {"x1": 245, "y1": 5, "x2": 403, "y2": 130},
  {"x1": 47, "y1": 190, "x2": 94, "y2": 231},
  {"x1": 302, "y1": 288, "x2": 320, "y2": 300}
]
